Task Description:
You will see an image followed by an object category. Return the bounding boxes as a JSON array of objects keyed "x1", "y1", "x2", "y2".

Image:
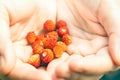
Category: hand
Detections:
[
  {"x1": 0, "y1": 0, "x2": 56, "y2": 80},
  {"x1": 48, "y1": 0, "x2": 120, "y2": 80}
]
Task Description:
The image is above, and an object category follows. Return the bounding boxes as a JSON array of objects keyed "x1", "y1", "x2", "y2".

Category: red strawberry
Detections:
[
  {"x1": 26, "y1": 31, "x2": 36, "y2": 44},
  {"x1": 62, "y1": 34, "x2": 72, "y2": 45},
  {"x1": 33, "y1": 45, "x2": 44, "y2": 54},
  {"x1": 43, "y1": 20, "x2": 56, "y2": 32},
  {"x1": 36, "y1": 34, "x2": 44, "y2": 41},
  {"x1": 41, "y1": 49, "x2": 54, "y2": 63},
  {"x1": 43, "y1": 37, "x2": 57, "y2": 49},
  {"x1": 27, "y1": 54, "x2": 40, "y2": 68},
  {"x1": 53, "y1": 41, "x2": 67, "y2": 58},
  {"x1": 32, "y1": 40, "x2": 44, "y2": 48},
  {"x1": 32, "y1": 40, "x2": 44, "y2": 54},
  {"x1": 57, "y1": 20, "x2": 67, "y2": 28},
  {"x1": 44, "y1": 31, "x2": 58, "y2": 41},
  {"x1": 57, "y1": 26, "x2": 69, "y2": 36}
]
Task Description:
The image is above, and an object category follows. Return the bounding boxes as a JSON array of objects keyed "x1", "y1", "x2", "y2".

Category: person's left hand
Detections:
[
  {"x1": 0, "y1": 0, "x2": 56, "y2": 80},
  {"x1": 7, "y1": 40, "x2": 51, "y2": 80}
]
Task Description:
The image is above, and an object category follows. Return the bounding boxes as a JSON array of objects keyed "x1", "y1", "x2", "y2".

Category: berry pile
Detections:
[{"x1": 26, "y1": 20, "x2": 72, "y2": 68}]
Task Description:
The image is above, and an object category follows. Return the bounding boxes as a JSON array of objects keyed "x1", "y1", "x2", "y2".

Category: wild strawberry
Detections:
[
  {"x1": 57, "y1": 26, "x2": 69, "y2": 36},
  {"x1": 57, "y1": 20, "x2": 67, "y2": 28},
  {"x1": 32, "y1": 40, "x2": 44, "y2": 54},
  {"x1": 55, "y1": 41, "x2": 67, "y2": 51},
  {"x1": 43, "y1": 20, "x2": 56, "y2": 32},
  {"x1": 41, "y1": 49, "x2": 54, "y2": 63},
  {"x1": 62, "y1": 34, "x2": 72, "y2": 45},
  {"x1": 26, "y1": 31, "x2": 36, "y2": 44},
  {"x1": 32, "y1": 40, "x2": 44, "y2": 48},
  {"x1": 53, "y1": 41, "x2": 67, "y2": 58},
  {"x1": 43, "y1": 37, "x2": 57, "y2": 49},
  {"x1": 27, "y1": 54, "x2": 40, "y2": 68},
  {"x1": 33, "y1": 45, "x2": 44, "y2": 54},
  {"x1": 44, "y1": 31, "x2": 58, "y2": 41},
  {"x1": 36, "y1": 34, "x2": 44, "y2": 41}
]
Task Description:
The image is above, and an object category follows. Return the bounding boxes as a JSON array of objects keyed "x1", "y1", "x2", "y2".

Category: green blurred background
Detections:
[
  {"x1": 100, "y1": 69, "x2": 120, "y2": 80},
  {"x1": 0, "y1": 69, "x2": 120, "y2": 80}
]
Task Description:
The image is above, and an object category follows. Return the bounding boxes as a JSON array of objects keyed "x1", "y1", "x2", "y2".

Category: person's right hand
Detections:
[
  {"x1": 47, "y1": 0, "x2": 119, "y2": 80},
  {"x1": 0, "y1": 0, "x2": 56, "y2": 80}
]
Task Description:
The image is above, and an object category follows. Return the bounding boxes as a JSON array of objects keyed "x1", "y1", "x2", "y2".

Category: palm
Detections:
[
  {"x1": 3, "y1": 0, "x2": 56, "y2": 80},
  {"x1": 1, "y1": 0, "x2": 118, "y2": 80},
  {"x1": 47, "y1": 0, "x2": 117, "y2": 79}
]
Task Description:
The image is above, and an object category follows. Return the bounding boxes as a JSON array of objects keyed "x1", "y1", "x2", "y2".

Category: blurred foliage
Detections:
[
  {"x1": 0, "y1": 74, "x2": 11, "y2": 80},
  {"x1": 0, "y1": 74, "x2": 9, "y2": 80},
  {"x1": 100, "y1": 69, "x2": 120, "y2": 80}
]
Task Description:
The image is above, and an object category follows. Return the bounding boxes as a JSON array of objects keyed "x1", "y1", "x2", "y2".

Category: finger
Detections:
[
  {"x1": 69, "y1": 47, "x2": 116, "y2": 74},
  {"x1": 0, "y1": 44, "x2": 16, "y2": 75},
  {"x1": 56, "y1": 62, "x2": 70, "y2": 79},
  {"x1": 47, "y1": 52, "x2": 69, "y2": 80},
  {"x1": 109, "y1": 34, "x2": 120, "y2": 66},
  {"x1": 8, "y1": 59, "x2": 51, "y2": 80},
  {"x1": 55, "y1": 54, "x2": 82, "y2": 78},
  {"x1": 67, "y1": 36, "x2": 108, "y2": 56},
  {"x1": 55, "y1": 54, "x2": 101, "y2": 80},
  {"x1": 0, "y1": 4, "x2": 16, "y2": 75},
  {"x1": 98, "y1": 0, "x2": 120, "y2": 65},
  {"x1": 69, "y1": 72, "x2": 101, "y2": 80}
]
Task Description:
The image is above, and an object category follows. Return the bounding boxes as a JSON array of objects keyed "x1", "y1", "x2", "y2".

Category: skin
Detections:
[
  {"x1": 0, "y1": 0, "x2": 56, "y2": 80},
  {"x1": 48, "y1": 0, "x2": 120, "y2": 79},
  {"x1": 0, "y1": 0, "x2": 120, "y2": 80}
]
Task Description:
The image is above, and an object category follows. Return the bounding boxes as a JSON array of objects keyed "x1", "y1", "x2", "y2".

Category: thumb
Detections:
[
  {"x1": 98, "y1": 0, "x2": 120, "y2": 65},
  {"x1": 0, "y1": 40, "x2": 16, "y2": 75},
  {"x1": 0, "y1": 3, "x2": 16, "y2": 75},
  {"x1": 109, "y1": 34, "x2": 120, "y2": 66}
]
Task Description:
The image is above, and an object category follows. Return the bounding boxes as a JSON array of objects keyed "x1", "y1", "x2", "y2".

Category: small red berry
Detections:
[
  {"x1": 26, "y1": 31, "x2": 36, "y2": 44},
  {"x1": 41, "y1": 49, "x2": 54, "y2": 63},
  {"x1": 62, "y1": 34, "x2": 72, "y2": 45},
  {"x1": 36, "y1": 34, "x2": 44, "y2": 41},
  {"x1": 33, "y1": 45, "x2": 44, "y2": 54},
  {"x1": 53, "y1": 41, "x2": 67, "y2": 58},
  {"x1": 44, "y1": 31, "x2": 58, "y2": 41},
  {"x1": 27, "y1": 54, "x2": 40, "y2": 68},
  {"x1": 43, "y1": 20, "x2": 56, "y2": 32},
  {"x1": 57, "y1": 26, "x2": 69, "y2": 36},
  {"x1": 32, "y1": 40, "x2": 44, "y2": 54},
  {"x1": 32, "y1": 40, "x2": 44, "y2": 48},
  {"x1": 57, "y1": 20, "x2": 67, "y2": 28},
  {"x1": 43, "y1": 37, "x2": 57, "y2": 49}
]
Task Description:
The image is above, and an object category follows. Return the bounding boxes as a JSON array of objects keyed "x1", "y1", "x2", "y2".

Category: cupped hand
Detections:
[
  {"x1": 1, "y1": 0, "x2": 120, "y2": 80},
  {"x1": 48, "y1": 0, "x2": 120, "y2": 80},
  {"x1": 0, "y1": 0, "x2": 56, "y2": 80}
]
